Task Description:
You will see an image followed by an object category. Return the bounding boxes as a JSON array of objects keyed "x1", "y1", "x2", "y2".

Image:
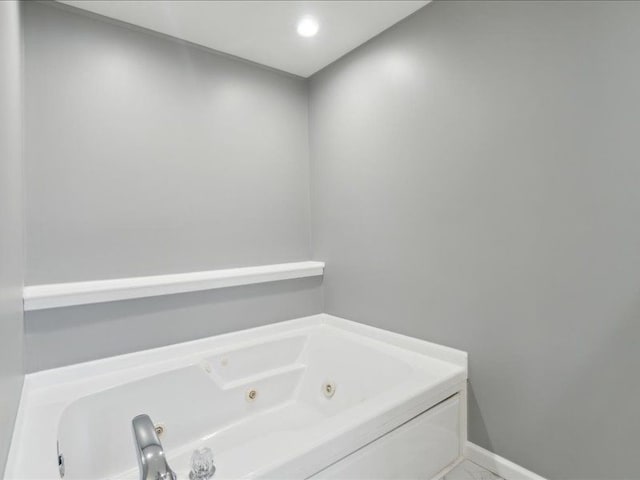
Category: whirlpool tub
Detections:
[{"x1": 5, "y1": 314, "x2": 467, "y2": 479}]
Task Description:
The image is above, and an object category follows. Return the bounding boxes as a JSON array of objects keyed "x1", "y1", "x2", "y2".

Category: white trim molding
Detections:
[
  {"x1": 465, "y1": 442, "x2": 547, "y2": 480},
  {"x1": 23, "y1": 261, "x2": 325, "y2": 311}
]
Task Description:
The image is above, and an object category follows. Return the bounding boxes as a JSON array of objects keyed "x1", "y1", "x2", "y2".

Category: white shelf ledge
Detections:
[{"x1": 23, "y1": 261, "x2": 324, "y2": 311}]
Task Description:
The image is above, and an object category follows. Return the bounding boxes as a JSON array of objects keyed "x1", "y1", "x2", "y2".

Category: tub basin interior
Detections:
[{"x1": 52, "y1": 321, "x2": 465, "y2": 480}]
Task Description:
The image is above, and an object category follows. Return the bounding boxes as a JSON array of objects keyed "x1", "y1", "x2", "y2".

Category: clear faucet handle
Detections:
[{"x1": 189, "y1": 447, "x2": 215, "y2": 480}]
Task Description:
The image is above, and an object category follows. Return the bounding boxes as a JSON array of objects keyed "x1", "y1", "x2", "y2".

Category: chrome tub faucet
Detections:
[{"x1": 132, "y1": 414, "x2": 176, "y2": 480}]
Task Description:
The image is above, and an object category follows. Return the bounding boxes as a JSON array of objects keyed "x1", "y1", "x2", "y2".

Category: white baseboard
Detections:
[{"x1": 465, "y1": 442, "x2": 546, "y2": 480}]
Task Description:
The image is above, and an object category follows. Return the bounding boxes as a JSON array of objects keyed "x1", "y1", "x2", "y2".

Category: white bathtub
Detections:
[{"x1": 5, "y1": 314, "x2": 467, "y2": 480}]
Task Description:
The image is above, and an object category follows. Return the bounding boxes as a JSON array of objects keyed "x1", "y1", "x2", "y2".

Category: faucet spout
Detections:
[{"x1": 132, "y1": 414, "x2": 176, "y2": 480}]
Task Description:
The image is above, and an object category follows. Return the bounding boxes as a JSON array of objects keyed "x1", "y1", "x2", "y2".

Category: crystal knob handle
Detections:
[{"x1": 189, "y1": 447, "x2": 215, "y2": 480}]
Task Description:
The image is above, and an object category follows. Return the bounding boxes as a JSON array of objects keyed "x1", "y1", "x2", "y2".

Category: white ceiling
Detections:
[{"x1": 58, "y1": 1, "x2": 429, "y2": 77}]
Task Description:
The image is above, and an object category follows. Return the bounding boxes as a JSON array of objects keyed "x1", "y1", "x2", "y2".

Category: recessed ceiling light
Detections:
[{"x1": 297, "y1": 16, "x2": 319, "y2": 38}]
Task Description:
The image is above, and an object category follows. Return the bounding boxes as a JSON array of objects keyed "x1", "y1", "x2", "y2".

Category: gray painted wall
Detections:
[
  {"x1": 25, "y1": 2, "x2": 311, "y2": 284},
  {"x1": 0, "y1": 0, "x2": 24, "y2": 474},
  {"x1": 23, "y1": 2, "x2": 321, "y2": 370},
  {"x1": 309, "y1": 1, "x2": 640, "y2": 478}
]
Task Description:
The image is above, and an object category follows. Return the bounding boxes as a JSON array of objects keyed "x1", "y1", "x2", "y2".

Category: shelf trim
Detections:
[{"x1": 23, "y1": 261, "x2": 325, "y2": 311}]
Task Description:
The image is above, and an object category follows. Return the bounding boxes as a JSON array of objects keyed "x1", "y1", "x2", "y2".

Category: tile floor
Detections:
[{"x1": 442, "y1": 459, "x2": 504, "y2": 480}]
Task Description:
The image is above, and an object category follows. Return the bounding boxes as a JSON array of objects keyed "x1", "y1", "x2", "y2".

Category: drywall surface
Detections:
[
  {"x1": 309, "y1": 1, "x2": 640, "y2": 478},
  {"x1": 0, "y1": 0, "x2": 24, "y2": 474},
  {"x1": 23, "y1": 2, "x2": 321, "y2": 370},
  {"x1": 24, "y1": 1, "x2": 312, "y2": 284}
]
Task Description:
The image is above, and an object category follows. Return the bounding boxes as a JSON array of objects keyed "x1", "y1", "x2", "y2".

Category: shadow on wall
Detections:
[
  {"x1": 24, "y1": 276, "x2": 323, "y2": 373},
  {"x1": 467, "y1": 382, "x2": 492, "y2": 452}
]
